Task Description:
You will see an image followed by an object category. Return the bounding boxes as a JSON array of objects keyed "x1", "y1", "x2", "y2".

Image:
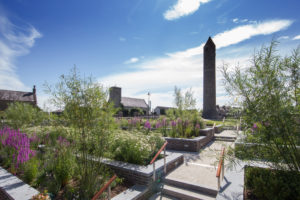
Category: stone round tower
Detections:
[{"x1": 203, "y1": 37, "x2": 218, "y2": 119}]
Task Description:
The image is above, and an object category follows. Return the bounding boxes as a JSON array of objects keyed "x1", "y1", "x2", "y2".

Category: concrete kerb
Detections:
[
  {"x1": 111, "y1": 184, "x2": 149, "y2": 200},
  {"x1": 0, "y1": 166, "x2": 39, "y2": 200}
]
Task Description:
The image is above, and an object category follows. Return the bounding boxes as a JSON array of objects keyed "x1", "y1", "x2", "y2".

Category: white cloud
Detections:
[
  {"x1": 292, "y1": 35, "x2": 300, "y2": 40},
  {"x1": 0, "y1": 15, "x2": 42, "y2": 91},
  {"x1": 164, "y1": 0, "x2": 212, "y2": 20},
  {"x1": 169, "y1": 19, "x2": 293, "y2": 58},
  {"x1": 278, "y1": 35, "x2": 289, "y2": 40},
  {"x1": 232, "y1": 18, "x2": 239, "y2": 23},
  {"x1": 124, "y1": 57, "x2": 139, "y2": 64},
  {"x1": 233, "y1": 18, "x2": 249, "y2": 24},
  {"x1": 99, "y1": 19, "x2": 292, "y2": 109}
]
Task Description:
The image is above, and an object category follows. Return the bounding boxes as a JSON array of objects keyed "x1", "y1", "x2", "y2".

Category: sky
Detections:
[{"x1": 0, "y1": 0, "x2": 299, "y2": 111}]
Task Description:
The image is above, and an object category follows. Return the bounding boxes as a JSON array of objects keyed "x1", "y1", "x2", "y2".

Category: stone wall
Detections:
[
  {"x1": 165, "y1": 127, "x2": 215, "y2": 152},
  {"x1": 102, "y1": 152, "x2": 183, "y2": 185}
]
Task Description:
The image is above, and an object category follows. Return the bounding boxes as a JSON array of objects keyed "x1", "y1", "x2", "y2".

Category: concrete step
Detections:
[
  {"x1": 162, "y1": 184, "x2": 216, "y2": 200},
  {"x1": 148, "y1": 192, "x2": 179, "y2": 200},
  {"x1": 214, "y1": 137, "x2": 236, "y2": 142},
  {"x1": 164, "y1": 178, "x2": 218, "y2": 197}
]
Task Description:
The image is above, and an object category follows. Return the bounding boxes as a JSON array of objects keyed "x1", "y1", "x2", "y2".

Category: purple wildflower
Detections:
[
  {"x1": 0, "y1": 127, "x2": 36, "y2": 168},
  {"x1": 155, "y1": 122, "x2": 161, "y2": 129},
  {"x1": 253, "y1": 123, "x2": 258, "y2": 129},
  {"x1": 144, "y1": 121, "x2": 151, "y2": 130},
  {"x1": 171, "y1": 120, "x2": 176, "y2": 127}
]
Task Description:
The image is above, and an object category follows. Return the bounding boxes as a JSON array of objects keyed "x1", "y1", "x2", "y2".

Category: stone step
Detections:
[
  {"x1": 162, "y1": 184, "x2": 216, "y2": 200},
  {"x1": 164, "y1": 177, "x2": 218, "y2": 197}
]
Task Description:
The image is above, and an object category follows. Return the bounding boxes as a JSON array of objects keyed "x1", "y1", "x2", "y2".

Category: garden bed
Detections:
[
  {"x1": 244, "y1": 166, "x2": 300, "y2": 200},
  {"x1": 101, "y1": 151, "x2": 183, "y2": 185},
  {"x1": 164, "y1": 127, "x2": 215, "y2": 152}
]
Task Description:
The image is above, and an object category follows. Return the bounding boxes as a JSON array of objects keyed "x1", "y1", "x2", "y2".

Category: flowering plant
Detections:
[{"x1": 0, "y1": 127, "x2": 36, "y2": 169}]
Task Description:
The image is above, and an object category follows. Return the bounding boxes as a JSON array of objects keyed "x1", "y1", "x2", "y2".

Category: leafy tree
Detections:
[
  {"x1": 4, "y1": 102, "x2": 46, "y2": 129},
  {"x1": 45, "y1": 67, "x2": 116, "y2": 199},
  {"x1": 222, "y1": 41, "x2": 300, "y2": 172},
  {"x1": 173, "y1": 86, "x2": 196, "y2": 111}
]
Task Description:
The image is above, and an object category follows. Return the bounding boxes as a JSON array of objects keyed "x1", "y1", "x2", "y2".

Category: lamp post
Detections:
[{"x1": 148, "y1": 92, "x2": 151, "y2": 116}]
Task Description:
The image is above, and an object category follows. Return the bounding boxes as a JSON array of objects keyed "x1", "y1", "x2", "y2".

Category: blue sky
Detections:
[{"x1": 0, "y1": 0, "x2": 299, "y2": 110}]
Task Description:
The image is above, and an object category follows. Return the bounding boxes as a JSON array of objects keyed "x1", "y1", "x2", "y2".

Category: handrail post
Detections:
[
  {"x1": 153, "y1": 162, "x2": 156, "y2": 181},
  {"x1": 164, "y1": 147, "x2": 166, "y2": 174},
  {"x1": 222, "y1": 159, "x2": 224, "y2": 181},
  {"x1": 108, "y1": 185, "x2": 111, "y2": 200}
]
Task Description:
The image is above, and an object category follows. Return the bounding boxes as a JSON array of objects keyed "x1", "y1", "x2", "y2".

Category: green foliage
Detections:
[
  {"x1": 109, "y1": 130, "x2": 164, "y2": 165},
  {"x1": 23, "y1": 158, "x2": 39, "y2": 184},
  {"x1": 173, "y1": 86, "x2": 196, "y2": 111},
  {"x1": 245, "y1": 166, "x2": 300, "y2": 200},
  {"x1": 222, "y1": 41, "x2": 300, "y2": 171},
  {"x1": 53, "y1": 148, "x2": 75, "y2": 188},
  {"x1": 4, "y1": 102, "x2": 46, "y2": 130},
  {"x1": 45, "y1": 67, "x2": 116, "y2": 199},
  {"x1": 164, "y1": 86, "x2": 206, "y2": 138}
]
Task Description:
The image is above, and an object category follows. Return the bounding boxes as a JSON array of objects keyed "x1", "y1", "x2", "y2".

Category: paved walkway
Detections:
[
  {"x1": 165, "y1": 140, "x2": 235, "y2": 190},
  {"x1": 215, "y1": 130, "x2": 239, "y2": 138},
  {"x1": 0, "y1": 167, "x2": 39, "y2": 200}
]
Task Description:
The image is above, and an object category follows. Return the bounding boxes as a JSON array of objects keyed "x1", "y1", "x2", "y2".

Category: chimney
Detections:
[{"x1": 33, "y1": 85, "x2": 37, "y2": 105}]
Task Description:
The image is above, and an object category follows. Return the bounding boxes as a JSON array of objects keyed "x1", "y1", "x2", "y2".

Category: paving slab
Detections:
[
  {"x1": 215, "y1": 130, "x2": 238, "y2": 138},
  {"x1": 166, "y1": 164, "x2": 218, "y2": 190},
  {"x1": 0, "y1": 167, "x2": 39, "y2": 200}
]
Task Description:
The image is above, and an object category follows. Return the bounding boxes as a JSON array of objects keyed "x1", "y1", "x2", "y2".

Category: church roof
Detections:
[
  {"x1": 0, "y1": 89, "x2": 35, "y2": 102},
  {"x1": 121, "y1": 97, "x2": 148, "y2": 109}
]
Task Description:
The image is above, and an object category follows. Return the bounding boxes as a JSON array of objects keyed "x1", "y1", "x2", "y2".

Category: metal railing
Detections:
[
  {"x1": 216, "y1": 147, "x2": 225, "y2": 190},
  {"x1": 92, "y1": 174, "x2": 117, "y2": 200},
  {"x1": 150, "y1": 141, "x2": 168, "y2": 181}
]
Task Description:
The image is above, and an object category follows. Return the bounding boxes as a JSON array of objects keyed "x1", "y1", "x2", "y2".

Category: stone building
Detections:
[
  {"x1": 109, "y1": 87, "x2": 149, "y2": 116},
  {"x1": 203, "y1": 37, "x2": 218, "y2": 119},
  {"x1": 0, "y1": 86, "x2": 37, "y2": 111}
]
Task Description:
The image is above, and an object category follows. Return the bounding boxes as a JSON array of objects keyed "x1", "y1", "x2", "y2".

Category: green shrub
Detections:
[
  {"x1": 109, "y1": 130, "x2": 164, "y2": 165},
  {"x1": 245, "y1": 166, "x2": 300, "y2": 200},
  {"x1": 53, "y1": 148, "x2": 75, "y2": 187},
  {"x1": 23, "y1": 158, "x2": 39, "y2": 184},
  {"x1": 4, "y1": 102, "x2": 46, "y2": 129}
]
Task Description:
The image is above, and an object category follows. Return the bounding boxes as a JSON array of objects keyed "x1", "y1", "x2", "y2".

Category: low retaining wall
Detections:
[
  {"x1": 214, "y1": 124, "x2": 223, "y2": 133},
  {"x1": 102, "y1": 152, "x2": 183, "y2": 185},
  {"x1": 165, "y1": 127, "x2": 215, "y2": 152}
]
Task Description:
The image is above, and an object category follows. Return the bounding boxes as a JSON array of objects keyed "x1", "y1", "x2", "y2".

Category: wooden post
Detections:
[
  {"x1": 153, "y1": 162, "x2": 156, "y2": 181},
  {"x1": 218, "y1": 177, "x2": 220, "y2": 190},
  {"x1": 164, "y1": 147, "x2": 166, "y2": 174},
  {"x1": 108, "y1": 185, "x2": 111, "y2": 200}
]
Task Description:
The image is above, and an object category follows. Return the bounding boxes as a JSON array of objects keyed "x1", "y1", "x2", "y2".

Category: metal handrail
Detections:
[
  {"x1": 216, "y1": 147, "x2": 225, "y2": 190},
  {"x1": 150, "y1": 141, "x2": 168, "y2": 181},
  {"x1": 92, "y1": 174, "x2": 117, "y2": 200},
  {"x1": 150, "y1": 141, "x2": 168, "y2": 164}
]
